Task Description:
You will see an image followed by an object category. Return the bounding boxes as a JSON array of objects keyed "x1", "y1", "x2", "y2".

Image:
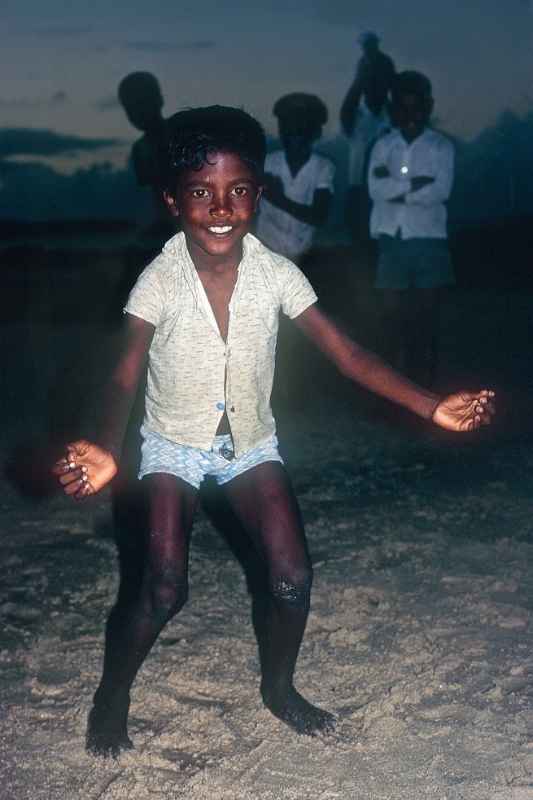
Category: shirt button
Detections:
[
  {"x1": 216, "y1": 402, "x2": 225, "y2": 410},
  {"x1": 230, "y1": 406, "x2": 235, "y2": 413}
]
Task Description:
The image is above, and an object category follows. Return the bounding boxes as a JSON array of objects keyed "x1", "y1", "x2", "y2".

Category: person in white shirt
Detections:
[
  {"x1": 255, "y1": 93, "x2": 335, "y2": 264},
  {"x1": 256, "y1": 94, "x2": 335, "y2": 405},
  {"x1": 368, "y1": 71, "x2": 455, "y2": 386}
]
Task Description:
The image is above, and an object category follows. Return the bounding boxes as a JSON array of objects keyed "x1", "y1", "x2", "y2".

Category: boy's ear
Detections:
[
  {"x1": 163, "y1": 191, "x2": 180, "y2": 217},
  {"x1": 254, "y1": 184, "x2": 263, "y2": 211}
]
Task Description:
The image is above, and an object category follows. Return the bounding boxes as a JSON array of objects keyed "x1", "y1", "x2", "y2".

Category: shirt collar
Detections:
[
  {"x1": 392, "y1": 127, "x2": 431, "y2": 147},
  {"x1": 164, "y1": 231, "x2": 257, "y2": 277}
]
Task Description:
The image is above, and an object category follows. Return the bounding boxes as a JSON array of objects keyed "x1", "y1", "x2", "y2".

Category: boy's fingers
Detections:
[
  {"x1": 58, "y1": 468, "x2": 84, "y2": 486},
  {"x1": 74, "y1": 478, "x2": 95, "y2": 500},
  {"x1": 61, "y1": 473, "x2": 94, "y2": 498},
  {"x1": 63, "y1": 477, "x2": 87, "y2": 496},
  {"x1": 52, "y1": 461, "x2": 69, "y2": 476},
  {"x1": 53, "y1": 458, "x2": 78, "y2": 475}
]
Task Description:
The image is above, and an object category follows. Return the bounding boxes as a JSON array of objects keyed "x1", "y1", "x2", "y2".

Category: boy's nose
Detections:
[{"x1": 210, "y1": 195, "x2": 231, "y2": 217}]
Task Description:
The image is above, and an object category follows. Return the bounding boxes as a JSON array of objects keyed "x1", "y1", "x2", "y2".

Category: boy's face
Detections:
[
  {"x1": 278, "y1": 118, "x2": 319, "y2": 162},
  {"x1": 390, "y1": 92, "x2": 433, "y2": 143},
  {"x1": 164, "y1": 151, "x2": 262, "y2": 267}
]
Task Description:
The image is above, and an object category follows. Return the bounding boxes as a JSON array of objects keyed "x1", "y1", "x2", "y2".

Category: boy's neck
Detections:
[
  {"x1": 285, "y1": 149, "x2": 312, "y2": 178},
  {"x1": 186, "y1": 238, "x2": 244, "y2": 275},
  {"x1": 400, "y1": 125, "x2": 427, "y2": 144}
]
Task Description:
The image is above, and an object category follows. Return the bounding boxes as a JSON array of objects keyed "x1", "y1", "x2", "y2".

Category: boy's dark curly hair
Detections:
[
  {"x1": 391, "y1": 71, "x2": 433, "y2": 102},
  {"x1": 163, "y1": 105, "x2": 266, "y2": 194},
  {"x1": 273, "y1": 93, "x2": 328, "y2": 128}
]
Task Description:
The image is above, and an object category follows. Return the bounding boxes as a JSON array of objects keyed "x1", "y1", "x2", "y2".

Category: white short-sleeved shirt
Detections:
[
  {"x1": 368, "y1": 128, "x2": 454, "y2": 240},
  {"x1": 255, "y1": 150, "x2": 335, "y2": 261},
  {"x1": 124, "y1": 232, "x2": 317, "y2": 456}
]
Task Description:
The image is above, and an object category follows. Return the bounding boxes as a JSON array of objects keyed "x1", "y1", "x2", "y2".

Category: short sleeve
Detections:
[
  {"x1": 315, "y1": 158, "x2": 336, "y2": 193},
  {"x1": 124, "y1": 254, "x2": 169, "y2": 327},
  {"x1": 278, "y1": 258, "x2": 318, "y2": 319}
]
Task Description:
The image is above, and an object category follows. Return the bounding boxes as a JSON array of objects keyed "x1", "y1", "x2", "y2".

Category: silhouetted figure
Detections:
[
  {"x1": 256, "y1": 93, "x2": 335, "y2": 264},
  {"x1": 118, "y1": 71, "x2": 175, "y2": 245},
  {"x1": 340, "y1": 32, "x2": 395, "y2": 242},
  {"x1": 368, "y1": 71, "x2": 455, "y2": 387}
]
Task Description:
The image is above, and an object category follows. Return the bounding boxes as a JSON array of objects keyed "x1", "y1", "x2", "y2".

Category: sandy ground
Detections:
[{"x1": 2, "y1": 248, "x2": 533, "y2": 799}]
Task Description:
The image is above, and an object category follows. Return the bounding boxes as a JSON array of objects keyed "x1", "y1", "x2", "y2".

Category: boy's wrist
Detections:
[
  {"x1": 423, "y1": 393, "x2": 442, "y2": 421},
  {"x1": 404, "y1": 388, "x2": 441, "y2": 421},
  {"x1": 92, "y1": 433, "x2": 122, "y2": 463}
]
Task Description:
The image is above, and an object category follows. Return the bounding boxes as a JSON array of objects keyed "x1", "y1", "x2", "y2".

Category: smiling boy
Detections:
[{"x1": 54, "y1": 105, "x2": 493, "y2": 758}]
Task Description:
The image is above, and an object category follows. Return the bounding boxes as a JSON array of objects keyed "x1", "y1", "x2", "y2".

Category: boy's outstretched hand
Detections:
[
  {"x1": 432, "y1": 390, "x2": 495, "y2": 432},
  {"x1": 52, "y1": 440, "x2": 118, "y2": 499}
]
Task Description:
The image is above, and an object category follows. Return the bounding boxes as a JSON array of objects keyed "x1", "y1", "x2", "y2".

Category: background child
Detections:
[
  {"x1": 368, "y1": 70, "x2": 455, "y2": 387},
  {"x1": 118, "y1": 73, "x2": 169, "y2": 217},
  {"x1": 54, "y1": 105, "x2": 493, "y2": 759},
  {"x1": 255, "y1": 92, "x2": 335, "y2": 264}
]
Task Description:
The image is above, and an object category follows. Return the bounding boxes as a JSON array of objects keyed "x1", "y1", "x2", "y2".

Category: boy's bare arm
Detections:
[
  {"x1": 53, "y1": 313, "x2": 155, "y2": 498},
  {"x1": 264, "y1": 175, "x2": 331, "y2": 226},
  {"x1": 293, "y1": 305, "x2": 494, "y2": 430},
  {"x1": 340, "y1": 76, "x2": 364, "y2": 136},
  {"x1": 96, "y1": 314, "x2": 155, "y2": 455}
]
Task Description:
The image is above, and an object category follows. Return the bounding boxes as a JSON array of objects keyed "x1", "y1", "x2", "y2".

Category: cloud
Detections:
[
  {"x1": 0, "y1": 129, "x2": 120, "y2": 159},
  {"x1": 94, "y1": 95, "x2": 121, "y2": 111},
  {"x1": 0, "y1": 97, "x2": 39, "y2": 109},
  {"x1": 123, "y1": 39, "x2": 215, "y2": 52},
  {"x1": 33, "y1": 26, "x2": 93, "y2": 37},
  {"x1": 0, "y1": 92, "x2": 69, "y2": 109},
  {"x1": 50, "y1": 91, "x2": 68, "y2": 107}
]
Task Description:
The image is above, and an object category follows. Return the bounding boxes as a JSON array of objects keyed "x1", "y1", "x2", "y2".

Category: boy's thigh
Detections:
[
  {"x1": 223, "y1": 461, "x2": 310, "y2": 569},
  {"x1": 143, "y1": 473, "x2": 199, "y2": 567}
]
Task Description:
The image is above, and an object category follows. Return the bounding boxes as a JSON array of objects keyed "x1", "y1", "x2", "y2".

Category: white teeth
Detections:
[{"x1": 209, "y1": 226, "x2": 232, "y2": 234}]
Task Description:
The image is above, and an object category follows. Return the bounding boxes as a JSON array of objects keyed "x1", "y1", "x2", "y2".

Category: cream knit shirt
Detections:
[{"x1": 124, "y1": 231, "x2": 317, "y2": 456}]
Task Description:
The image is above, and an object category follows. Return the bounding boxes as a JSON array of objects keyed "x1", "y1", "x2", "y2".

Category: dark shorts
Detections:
[{"x1": 375, "y1": 235, "x2": 455, "y2": 290}]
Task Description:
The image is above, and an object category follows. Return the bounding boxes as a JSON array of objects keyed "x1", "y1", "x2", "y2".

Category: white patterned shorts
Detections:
[{"x1": 138, "y1": 425, "x2": 284, "y2": 490}]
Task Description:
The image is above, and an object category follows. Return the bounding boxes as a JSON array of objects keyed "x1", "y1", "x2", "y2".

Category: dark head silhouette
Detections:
[
  {"x1": 358, "y1": 30, "x2": 380, "y2": 59},
  {"x1": 274, "y1": 93, "x2": 327, "y2": 136},
  {"x1": 118, "y1": 72, "x2": 164, "y2": 134},
  {"x1": 273, "y1": 93, "x2": 328, "y2": 166},
  {"x1": 390, "y1": 70, "x2": 434, "y2": 143}
]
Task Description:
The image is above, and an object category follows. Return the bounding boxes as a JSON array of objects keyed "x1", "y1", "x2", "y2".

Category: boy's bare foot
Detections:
[
  {"x1": 86, "y1": 690, "x2": 133, "y2": 758},
  {"x1": 262, "y1": 686, "x2": 336, "y2": 736}
]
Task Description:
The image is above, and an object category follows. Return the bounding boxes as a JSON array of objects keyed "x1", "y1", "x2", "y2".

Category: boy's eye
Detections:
[
  {"x1": 231, "y1": 186, "x2": 248, "y2": 197},
  {"x1": 191, "y1": 188, "x2": 209, "y2": 199}
]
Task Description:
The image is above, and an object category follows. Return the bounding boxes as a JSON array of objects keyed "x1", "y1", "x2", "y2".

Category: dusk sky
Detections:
[{"x1": 3, "y1": 0, "x2": 533, "y2": 175}]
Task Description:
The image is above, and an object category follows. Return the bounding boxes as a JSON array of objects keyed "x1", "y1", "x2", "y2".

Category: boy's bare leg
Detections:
[
  {"x1": 87, "y1": 473, "x2": 198, "y2": 757},
  {"x1": 224, "y1": 462, "x2": 335, "y2": 736}
]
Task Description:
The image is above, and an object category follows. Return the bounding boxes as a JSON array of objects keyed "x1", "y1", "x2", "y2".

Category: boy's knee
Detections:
[
  {"x1": 269, "y1": 567, "x2": 313, "y2": 609},
  {"x1": 148, "y1": 575, "x2": 188, "y2": 624}
]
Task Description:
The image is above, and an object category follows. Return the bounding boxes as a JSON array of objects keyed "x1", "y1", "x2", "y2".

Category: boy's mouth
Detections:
[{"x1": 208, "y1": 225, "x2": 233, "y2": 235}]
